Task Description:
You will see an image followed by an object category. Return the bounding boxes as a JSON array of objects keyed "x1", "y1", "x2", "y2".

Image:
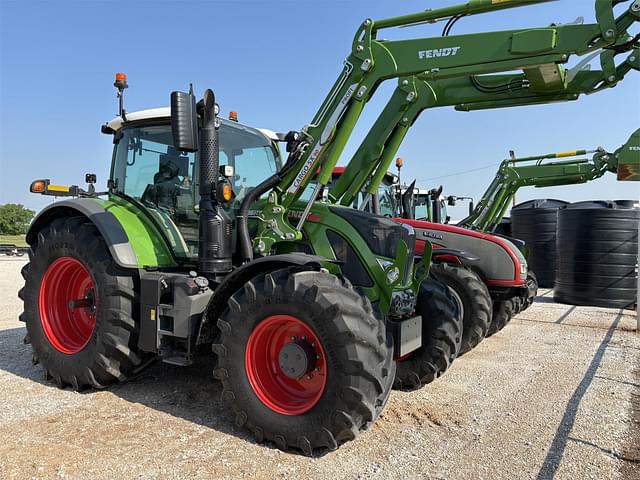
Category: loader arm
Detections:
[
  {"x1": 459, "y1": 127, "x2": 640, "y2": 231},
  {"x1": 330, "y1": 47, "x2": 638, "y2": 207},
  {"x1": 253, "y1": 0, "x2": 640, "y2": 254}
]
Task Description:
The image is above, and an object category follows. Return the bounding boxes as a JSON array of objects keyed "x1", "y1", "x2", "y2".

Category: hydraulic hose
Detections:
[
  {"x1": 237, "y1": 152, "x2": 299, "y2": 262},
  {"x1": 238, "y1": 173, "x2": 281, "y2": 262}
]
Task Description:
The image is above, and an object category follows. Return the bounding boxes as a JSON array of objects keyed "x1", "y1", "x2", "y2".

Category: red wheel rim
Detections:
[
  {"x1": 245, "y1": 315, "x2": 327, "y2": 415},
  {"x1": 39, "y1": 257, "x2": 97, "y2": 354}
]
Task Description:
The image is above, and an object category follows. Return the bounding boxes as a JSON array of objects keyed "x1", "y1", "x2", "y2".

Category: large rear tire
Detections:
[
  {"x1": 394, "y1": 272, "x2": 462, "y2": 391},
  {"x1": 430, "y1": 263, "x2": 491, "y2": 355},
  {"x1": 19, "y1": 217, "x2": 145, "y2": 390},
  {"x1": 213, "y1": 268, "x2": 395, "y2": 455}
]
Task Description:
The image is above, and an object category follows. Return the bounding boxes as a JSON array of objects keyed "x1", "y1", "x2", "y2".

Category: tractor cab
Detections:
[{"x1": 105, "y1": 109, "x2": 282, "y2": 261}]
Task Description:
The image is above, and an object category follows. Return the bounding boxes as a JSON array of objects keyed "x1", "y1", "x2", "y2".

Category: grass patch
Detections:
[{"x1": 0, "y1": 235, "x2": 27, "y2": 247}]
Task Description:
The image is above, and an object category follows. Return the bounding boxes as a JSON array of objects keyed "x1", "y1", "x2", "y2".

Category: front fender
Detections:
[{"x1": 197, "y1": 253, "x2": 334, "y2": 345}]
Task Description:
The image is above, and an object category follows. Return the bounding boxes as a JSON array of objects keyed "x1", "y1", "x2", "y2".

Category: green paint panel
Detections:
[
  {"x1": 511, "y1": 29, "x2": 557, "y2": 54},
  {"x1": 94, "y1": 197, "x2": 177, "y2": 267}
]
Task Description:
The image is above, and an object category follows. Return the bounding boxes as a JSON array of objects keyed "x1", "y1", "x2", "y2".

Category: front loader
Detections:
[
  {"x1": 459, "y1": 128, "x2": 640, "y2": 232},
  {"x1": 19, "y1": 0, "x2": 639, "y2": 455},
  {"x1": 325, "y1": 48, "x2": 637, "y2": 350}
]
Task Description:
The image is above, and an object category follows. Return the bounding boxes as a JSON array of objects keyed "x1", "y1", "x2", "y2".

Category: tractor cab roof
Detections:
[{"x1": 105, "y1": 107, "x2": 278, "y2": 142}]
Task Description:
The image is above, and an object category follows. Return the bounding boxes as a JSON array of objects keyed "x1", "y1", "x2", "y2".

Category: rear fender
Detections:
[{"x1": 27, "y1": 199, "x2": 140, "y2": 268}]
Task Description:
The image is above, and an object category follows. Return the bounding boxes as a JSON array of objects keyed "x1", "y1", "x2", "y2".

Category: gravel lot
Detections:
[{"x1": 0, "y1": 256, "x2": 638, "y2": 479}]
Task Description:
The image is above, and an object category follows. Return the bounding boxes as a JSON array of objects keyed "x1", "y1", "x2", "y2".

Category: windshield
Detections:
[
  {"x1": 413, "y1": 194, "x2": 430, "y2": 221},
  {"x1": 376, "y1": 184, "x2": 398, "y2": 217},
  {"x1": 111, "y1": 120, "x2": 280, "y2": 260}
]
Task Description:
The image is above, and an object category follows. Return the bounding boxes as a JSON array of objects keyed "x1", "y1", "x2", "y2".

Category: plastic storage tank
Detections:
[
  {"x1": 554, "y1": 200, "x2": 639, "y2": 309},
  {"x1": 511, "y1": 199, "x2": 569, "y2": 288}
]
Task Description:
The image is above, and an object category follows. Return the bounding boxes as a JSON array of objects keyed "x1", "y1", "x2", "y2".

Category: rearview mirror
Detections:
[{"x1": 171, "y1": 87, "x2": 198, "y2": 152}]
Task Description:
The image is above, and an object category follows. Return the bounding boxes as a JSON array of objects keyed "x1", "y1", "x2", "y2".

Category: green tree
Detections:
[{"x1": 0, "y1": 203, "x2": 35, "y2": 235}]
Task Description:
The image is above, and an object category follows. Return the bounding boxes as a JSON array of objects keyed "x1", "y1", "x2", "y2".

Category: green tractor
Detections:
[{"x1": 19, "y1": 0, "x2": 639, "y2": 454}]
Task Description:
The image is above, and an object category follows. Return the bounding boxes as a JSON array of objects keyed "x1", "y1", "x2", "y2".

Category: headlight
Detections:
[{"x1": 386, "y1": 266, "x2": 400, "y2": 284}]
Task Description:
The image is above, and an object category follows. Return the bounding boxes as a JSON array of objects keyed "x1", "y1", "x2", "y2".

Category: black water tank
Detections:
[
  {"x1": 493, "y1": 217, "x2": 512, "y2": 237},
  {"x1": 554, "y1": 200, "x2": 638, "y2": 309},
  {"x1": 511, "y1": 199, "x2": 569, "y2": 288}
]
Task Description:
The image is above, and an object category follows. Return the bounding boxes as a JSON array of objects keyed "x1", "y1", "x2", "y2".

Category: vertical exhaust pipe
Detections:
[{"x1": 171, "y1": 87, "x2": 232, "y2": 278}]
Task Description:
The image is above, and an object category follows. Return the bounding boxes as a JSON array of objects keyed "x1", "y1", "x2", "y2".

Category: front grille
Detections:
[{"x1": 326, "y1": 230, "x2": 374, "y2": 288}]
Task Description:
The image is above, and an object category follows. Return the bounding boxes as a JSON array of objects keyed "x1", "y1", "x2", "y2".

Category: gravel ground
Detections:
[{"x1": 0, "y1": 256, "x2": 638, "y2": 480}]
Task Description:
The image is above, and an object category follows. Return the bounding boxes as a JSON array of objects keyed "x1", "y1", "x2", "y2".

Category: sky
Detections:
[{"x1": 1, "y1": 0, "x2": 639, "y2": 219}]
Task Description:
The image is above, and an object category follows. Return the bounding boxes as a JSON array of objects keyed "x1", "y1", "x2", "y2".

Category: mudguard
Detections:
[
  {"x1": 26, "y1": 198, "x2": 138, "y2": 268},
  {"x1": 431, "y1": 247, "x2": 480, "y2": 266},
  {"x1": 26, "y1": 197, "x2": 179, "y2": 269},
  {"x1": 198, "y1": 253, "x2": 335, "y2": 345}
]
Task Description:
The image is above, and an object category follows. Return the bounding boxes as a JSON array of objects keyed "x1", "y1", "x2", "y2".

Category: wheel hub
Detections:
[
  {"x1": 278, "y1": 340, "x2": 317, "y2": 380},
  {"x1": 39, "y1": 256, "x2": 97, "y2": 354},
  {"x1": 245, "y1": 315, "x2": 327, "y2": 415},
  {"x1": 68, "y1": 288, "x2": 96, "y2": 314}
]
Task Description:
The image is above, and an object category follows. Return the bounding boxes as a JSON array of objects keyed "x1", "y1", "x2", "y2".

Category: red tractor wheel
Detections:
[
  {"x1": 245, "y1": 314, "x2": 327, "y2": 415},
  {"x1": 19, "y1": 216, "x2": 146, "y2": 390},
  {"x1": 39, "y1": 257, "x2": 97, "y2": 354},
  {"x1": 214, "y1": 268, "x2": 395, "y2": 455}
]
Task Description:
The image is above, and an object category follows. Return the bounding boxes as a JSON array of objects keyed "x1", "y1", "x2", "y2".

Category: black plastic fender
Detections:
[
  {"x1": 26, "y1": 199, "x2": 137, "y2": 268},
  {"x1": 198, "y1": 253, "x2": 335, "y2": 345},
  {"x1": 431, "y1": 248, "x2": 480, "y2": 266}
]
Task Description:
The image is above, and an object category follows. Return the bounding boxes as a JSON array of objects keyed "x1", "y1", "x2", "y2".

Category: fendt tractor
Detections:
[
  {"x1": 326, "y1": 48, "x2": 638, "y2": 352},
  {"x1": 19, "y1": 0, "x2": 639, "y2": 454}
]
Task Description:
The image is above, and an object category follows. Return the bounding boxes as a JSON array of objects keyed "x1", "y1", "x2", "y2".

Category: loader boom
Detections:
[
  {"x1": 459, "y1": 128, "x2": 640, "y2": 231},
  {"x1": 329, "y1": 47, "x2": 638, "y2": 207},
  {"x1": 251, "y1": 0, "x2": 640, "y2": 255}
]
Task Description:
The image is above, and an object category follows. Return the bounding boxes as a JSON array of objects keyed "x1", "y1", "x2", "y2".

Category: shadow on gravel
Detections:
[
  {"x1": 533, "y1": 296, "x2": 558, "y2": 304},
  {"x1": 0, "y1": 326, "x2": 296, "y2": 455},
  {"x1": 536, "y1": 312, "x2": 624, "y2": 480},
  {"x1": 0, "y1": 326, "x2": 48, "y2": 384},
  {"x1": 621, "y1": 365, "x2": 640, "y2": 479},
  {"x1": 108, "y1": 356, "x2": 262, "y2": 448},
  {"x1": 554, "y1": 306, "x2": 576, "y2": 324},
  {"x1": 568, "y1": 437, "x2": 640, "y2": 464}
]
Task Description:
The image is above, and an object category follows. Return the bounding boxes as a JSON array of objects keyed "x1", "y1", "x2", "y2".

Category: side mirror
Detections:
[
  {"x1": 171, "y1": 88, "x2": 198, "y2": 152},
  {"x1": 447, "y1": 196, "x2": 457, "y2": 206}
]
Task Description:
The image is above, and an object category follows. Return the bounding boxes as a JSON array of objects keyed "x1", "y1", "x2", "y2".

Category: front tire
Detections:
[
  {"x1": 213, "y1": 268, "x2": 395, "y2": 455},
  {"x1": 487, "y1": 299, "x2": 514, "y2": 336},
  {"x1": 522, "y1": 270, "x2": 538, "y2": 311},
  {"x1": 394, "y1": 273, "x2": 462, "y2": 391},
  {"x1": 430, "y1": 263, "x2": 491, "y2": 355},
  {"x1": 19, "y1": 217, "x2": 145, "y2": 390}
]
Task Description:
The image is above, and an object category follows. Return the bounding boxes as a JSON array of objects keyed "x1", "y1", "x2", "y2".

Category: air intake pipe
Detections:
[
  {"x1": 197, "y1": 90, "x2": 233, "y2": 277},
  {"x1": 170, "y1": 87, "x2": 232, "y2": 278}
]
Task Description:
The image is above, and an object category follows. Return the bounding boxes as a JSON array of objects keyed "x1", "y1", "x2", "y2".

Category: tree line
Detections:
[{"x1": 0, "y1": 204, "x2": 35, "y2": 235}]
